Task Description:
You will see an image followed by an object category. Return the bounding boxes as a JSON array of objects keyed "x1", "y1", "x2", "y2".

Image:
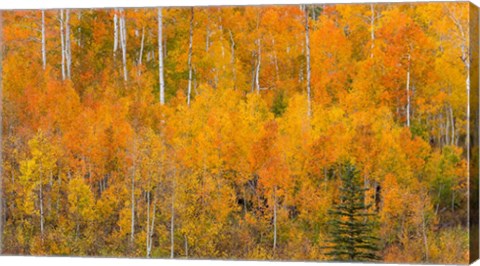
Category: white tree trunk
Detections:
[
  {"x1": 59, "y1": 10, "x2": 66, "y2": 81},
  {"x1": 304, "y1": 5, "x2": 312, "y2": 117},
  {"x1": 255, "y1": 38, "x2": 261, "y2": 94},
  {"x1": 421, "y1": 208, "x2": 429, "y2": 262},
  {"x1": 113, "y1": 10, "x2": 118, "y2": 56},
  {"x1": 41, "y1": 10, "x2": 46, "y2": 70},
  {"x1": 137, "y1": 26, "x2": 145, "y2": 76},
  {"x1": 450, "y1": 106, "x2": 455, "y2": 145},
  {"x1": 170, "y1": 171, "x2": 176, "y2": 259},
  {"x1": 39, "y1": 172, "x2": 44, "y2": 244},
  {"x1": 187, "y1": 8, "x2": 194, "y2": 106},
  {"x1": 229, "y1": 30, "x2": 236, "y2": 90},
  {"x1": 273, "y1": 186, "x2": 277, "y2": 253},
  {"x1": 130, "y1": 167, "x2": 135, "y2": 246},
  {"x1": 158, "y1": 8, "x2": 165, "y2": 105},
  {"x1": 119, "y1": 8, "x2": 128, "y2": 82},
  {"x1": 65, "y1": 10, "x2": 71, "y2": 79}
]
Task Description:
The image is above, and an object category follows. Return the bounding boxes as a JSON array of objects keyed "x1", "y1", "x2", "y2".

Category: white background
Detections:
[{"x1": 0, "y1": 0, "x2": 478, "y2": 266}]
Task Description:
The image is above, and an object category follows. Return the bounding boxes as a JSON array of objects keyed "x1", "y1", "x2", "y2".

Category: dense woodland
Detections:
[{"x1": 0, "y1": 3, "x2": 474, "y2": 263}]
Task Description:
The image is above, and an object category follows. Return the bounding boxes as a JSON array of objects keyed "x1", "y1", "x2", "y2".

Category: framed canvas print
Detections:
[{"x1": 0, "y1": 0, "x2": 478, "y2": 265}]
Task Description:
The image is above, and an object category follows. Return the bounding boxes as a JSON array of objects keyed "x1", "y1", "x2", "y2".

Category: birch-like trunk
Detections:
[
  {"x1": 304, "y1": 5, "x2": 312, "y2": 117},
  {"x1": 184, "y1": 234, "x2": 189, "y2": 258},
  {"x1": 255, "y1": 38, "x2": 261, "y2": 94},
  {"x1": 170, "y1": 169, "x2": 176, "y2": 259},
  {"x1": 186, "y1": 8, "x2": 194, "y2": 106},
  {"x1": 130, "y1": 167, "x2": 135, "y2": 246},
  {"x1": 450, "y1": 106, "x2": 455, "y2": 145},
  {"x1": 137, "y1": 26, "x2": 145, "y2": 76},
  {"x1": 59, "y1": 10, "x2": 66, "y2": 81},
  {"x1": 158, "y1": 8, "x2": 165, "y2": 105},
  {"x1": 229, "y1": 30, "x2": 237, "y2": 90},
  {"x1": 406, "y1": 53, "x2": 411, "y2": 127},
  {"x1": 65, "y1": 10, "x2": 71, "y2": 79},
  {"x1": 273, "y1": 186, "x2": 277, "y2": 253},
  {"x1": 113, "y1": 10, "x2": 119, "y2": 56},
  {"x1": 119, "y1": 8, "x2": 128, "y2": 82},
  {"x1": 39, "y1": 171, "x2": 44, "y2": 244},
  {"x1": 254, "y1": 11, "x2": 261, "y2": 94},
  {"x1": 146, "y1": 187, "x2": 156, "y2": 258},
  {"x1": 41, "y1": 10, "x2": 46, "y2": 70},
  {"x1": 421, "y1": 208, "x2": 429, "y2": 262}
]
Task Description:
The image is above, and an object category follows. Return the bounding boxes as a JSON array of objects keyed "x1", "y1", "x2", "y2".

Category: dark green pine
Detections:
[{"x1": 325, "y1": 161, "x2": 381, "y2": 262}]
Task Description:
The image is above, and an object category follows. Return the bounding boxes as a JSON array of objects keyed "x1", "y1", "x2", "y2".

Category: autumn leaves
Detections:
[{"x1": 0, "y1": 3, "x2": 473, "y2": 263}]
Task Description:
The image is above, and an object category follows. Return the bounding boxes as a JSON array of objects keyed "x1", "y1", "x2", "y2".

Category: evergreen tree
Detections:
[{"x1": 326, "y1": 161, "x2": 381, "y2": 262}]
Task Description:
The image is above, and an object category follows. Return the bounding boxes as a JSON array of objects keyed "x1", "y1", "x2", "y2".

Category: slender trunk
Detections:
[
  {"x1": 184, "y1": 234, "x2": 188, "y2": 258},
  {"x1": 65, "y1": 10, "x2": 71, "y2": 79},
  {"x1": 0, "y1": 12, "x2": 3, "y2": 254},
  {"x1": 113, "y1": 10, "x2": 118, "y2": 56},
  {"x1": 422, "y1": 209, "x2": 429, "y2": 262},
  {"x1": 304, "y1": 5, "x2": 312, "y2": 117},
  {"x1": 273, "y1": 186, "x2": 277, "y2": 253},
  {"x1": 170, "y1": 169, "x2": 176, "y2": 258},
  {"x1": 254, "y1": 11, "x2": 261, "y2": 94},
  {"x1": 187, "y1": 8, "x2": 194, "y2": 106},
  {"x1": 59, "y1": 10, "x2": 66, "y2": 81},
  {"x1": 406, "y1": 54, "x2": 411, "y2": 127},
  {"x1": 466, "y1": 62, "x2": 470, "y2": 169},
  {"x1": 130, "y1": 167, "x2": 135, "y2": 246},
  {"x1": 229, "y1": 30, "x2": 237, "y2": 90},
  {"x1": 272, "y1": 38, "x2": 280, "y2": 82},
  {"x1": 146, "y1": 189, "x2": 150, "y2": 258},
  {"x1": 119, "y1": 8, "x2": 128, "y2": 82},
  {"x1": 147, "y1": 198, "x2": 156, "y2": 258},
  {"x1": 137, "y1": 27, "x2": 145, "y2": 76},
  {"x1": 158, "y1": 8, "x2": 165, "y2": 105},
  {"x1": 41, "y1": 10, "x2": 46, "y2": 70},
  {"x1": 255, "y1": 39, "x2": 261, "y2": 94},
  {"x1": 39, "y1": 173, "x2": 44, "y2": 244},
  {"x1": 450, "y1": 106, "x2": 455, "y2": 145},
  {"x1": 205, "y1": 26, "x2": 210, "y2": 52}
]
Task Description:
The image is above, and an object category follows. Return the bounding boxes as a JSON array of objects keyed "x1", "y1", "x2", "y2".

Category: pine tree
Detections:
[{"x1": 326, "y1": 161, "x2": 381, "y2": 262}]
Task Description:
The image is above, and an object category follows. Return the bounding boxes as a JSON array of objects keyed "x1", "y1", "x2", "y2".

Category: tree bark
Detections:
[
  {"x1": 119, "y1": 8, "x2": 128, "y2": 82},
  {"x1": 137, "y1": 26, "x2": 145, "y2": 76},
  {"x1": 41, "y1": 10, "x2": 46, "y2": 70},
  {"x1": 422, "y1": 208, "x2": 429, "y2": 262},
  {"x1": 65, "y1": 10, "x2": 71, "y2": 79},
  {"x1": 130, "y1": 166, "x2": 135, "y2": 247},
  {"x1": 59, "y1": 10, "x2": 66, "y2": 81},
  {"x1": 187, "y1": 8, "x2": 194, "y2": 106},
  {"x1": 273, "y1": 186, "x2": 277, "y2": 253},
  {"x1": 158, "y1": 8, "x2": 165, "y2": 105},
  {"x1": 39, "y1": 171, "x2": 44, "y2": 244},
  {"x1": 170, "y1": 170, "x2": 176, "y2": 259},
  {"x1": 113, "y1": 10, "x2": 118, "y2": 56},
  {"x1": 229, "y1": 30, "x2": 237, "y2": 90},
  {"x1": 255, "y1": 38, "x2": 261, "y2": 94},
  {"x1": 304, "y1": 5, "x2": 312, "y2": 117}
]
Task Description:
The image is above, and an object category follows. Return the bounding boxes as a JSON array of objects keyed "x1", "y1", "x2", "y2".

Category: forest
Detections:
[{"x1": 0, "y1": 2, "x2": 475, "y2": 263}]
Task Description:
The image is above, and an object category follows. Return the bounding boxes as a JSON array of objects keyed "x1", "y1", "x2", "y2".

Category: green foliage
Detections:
[{"x1": 326, "y1": 161, "x2": 381, "y2": 262}]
